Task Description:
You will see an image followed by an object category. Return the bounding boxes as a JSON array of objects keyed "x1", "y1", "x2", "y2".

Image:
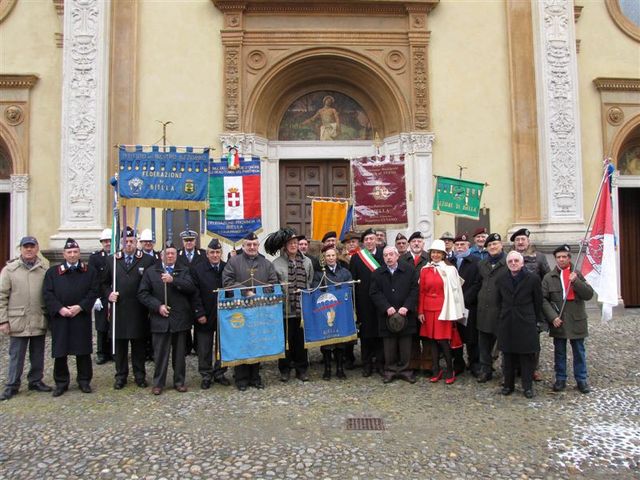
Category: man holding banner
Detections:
[
  {"x1": 222, "y1": 232, "x2": 278, "y2": 391},
  {"x1": 349, "y1": 228, "x2": 384, "y2": 377}
]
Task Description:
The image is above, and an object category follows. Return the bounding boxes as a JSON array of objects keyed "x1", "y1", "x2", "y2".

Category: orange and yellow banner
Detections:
[{"x1": 311, "y1": 199, "x2": 349, "y2": 241}]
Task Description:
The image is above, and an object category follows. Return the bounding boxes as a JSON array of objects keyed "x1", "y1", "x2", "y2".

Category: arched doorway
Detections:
[{"x1": 0, "y1": 139, "x2": 10, "y2": 265}]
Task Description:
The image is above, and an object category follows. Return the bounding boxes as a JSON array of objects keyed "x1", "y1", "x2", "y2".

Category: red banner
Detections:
[{"x1": 352, "y1": 155, "x2": 408, "y2": 228}]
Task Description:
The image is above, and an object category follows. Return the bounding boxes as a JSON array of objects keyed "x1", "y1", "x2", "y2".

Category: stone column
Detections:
[
  {"x1": 50, "y1": 0, "x2": 111, "y2": 249},
  {"x1": 532, "y1": 0, "x2": 585, "y2": 243},
  {"x1": 9, "y1": 174, "x2": 28, "y2": 251}
]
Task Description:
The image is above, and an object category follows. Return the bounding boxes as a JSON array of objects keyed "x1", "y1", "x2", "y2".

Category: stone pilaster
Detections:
[
  {"x1": 10, "y1": 174, "x2": 28, "y2": 250},
  {"x1": 533, "y1": 0, "x2": 585, "y2": 243},
  {"x1": 51, "y1": 0, "x2": 111, "y2": 249}
]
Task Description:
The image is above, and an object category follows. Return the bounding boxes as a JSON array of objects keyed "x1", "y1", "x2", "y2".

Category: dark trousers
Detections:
[
  {"x1": 503, "y1": 352, "x2": 536, "y2": 391},
  {"x1": 114, "y1": 338, "x2": 146, "y2": 383},
  {"x1": 478, "y1": 331, "x2": 497, "y2": 376},
  {"x1": 53, "y1": 354, "x2": 92, "y2": 388},
  {"x1": 409, "y1": 335, "x2": 433, "y2": 371},
  {"x1": 195, "y1": 330, "x2": 228, "y2": 381},
  {"x1": 382, "y1": 334, "x2": 412, "y2": 375},
  {"x1": 278, "y1": 316, "x2": 308, "y2": 374},
  {"x1": 5, "y1": 335, "x2": 46, "y2": 390},
  {"x1": 361, "y1": 336, "x2": 384, "y2": 371},
  {"x1": 152, "y1": 331, "x2": 187, "y2": 388},
  {"x1": 96, "y1": 330, "x2": 112, "y2": 359},
  {"x1": 234, "y1": 363, "x2": 261, "y2": 387}
]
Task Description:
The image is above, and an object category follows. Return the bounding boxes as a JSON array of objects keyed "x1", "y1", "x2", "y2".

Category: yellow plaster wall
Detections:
[
  {"x1": 0, "y1": 1, "x2": 62, "y2": 247},
  {"x1": 576, "y1": 1, "x2": 640, "y2": 213},
  {"x1": 428, "y1": 0, "x2": 513, "y2": 238}
]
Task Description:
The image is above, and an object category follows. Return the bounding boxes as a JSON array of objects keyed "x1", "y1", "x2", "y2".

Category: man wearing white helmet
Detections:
[
  {"x1": 139, "y1": 229, "x2": 161, "y2": 261},
  {"x1": 89, "y1": 228, "x2": 113, "y2": 365}
]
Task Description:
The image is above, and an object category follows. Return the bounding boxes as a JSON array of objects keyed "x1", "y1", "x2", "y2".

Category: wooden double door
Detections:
[
  {"x1": 619, "y1": 187, "x2": 640, "y2": 307},
  {"x1": 279, "y1": 160, "x2": 350, "y2": 238}
]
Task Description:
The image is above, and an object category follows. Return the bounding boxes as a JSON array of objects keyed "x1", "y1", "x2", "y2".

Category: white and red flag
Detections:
[{"x1": 581, "y1": 163, "x2": 618, "y2": 321}]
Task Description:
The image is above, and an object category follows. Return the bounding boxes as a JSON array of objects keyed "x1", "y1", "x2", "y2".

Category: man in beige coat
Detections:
[{"x1": 0, "y1": 236, "x2": 52, "y2": 400}]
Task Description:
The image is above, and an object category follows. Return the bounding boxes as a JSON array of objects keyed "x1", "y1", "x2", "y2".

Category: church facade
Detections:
[{"x1": 1, "y1": 0, "x2": 639, "y2": 305}]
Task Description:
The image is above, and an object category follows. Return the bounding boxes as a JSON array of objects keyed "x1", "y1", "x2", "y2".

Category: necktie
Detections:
[
  {"x1": 166, "y1": 266, "x2": 173, "y2": 274},
  {"x1": 414, "y1": 255, "x2": 420, "y2": 267},
  {"x1": 125, "y1": 256, "x2": 132, "y2": 267},
  {"x1": 561, "y1": 268, "x2": 575, "y2": 300},
  {"x1": 187, "y1": 252, "x2": 193, "y2": 262}
]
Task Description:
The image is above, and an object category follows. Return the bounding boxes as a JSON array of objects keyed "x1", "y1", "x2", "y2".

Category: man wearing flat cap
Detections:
[
  {"x1": 177, "y1": 230, "x2": 206, "y2": 268},
  {"x1": 510, "y1": 227, "x2": 550, "y2": 381},
  {"x1": 542, "y1": 245, "x2": 594, "y2": 394},
  {"x1": 89, "y1": 228, "x2": 113, "y2": 365},
  {"x1": 222, "y1": 232, "x2": 278, "y2": 391},
  {"x1": 476, "y1": 232, "x2": 507, "y2": 383},
  {"x1": 43, "y1": 238, "x2": 100, "y2": 396},
  {"x1": 0, "y1": 236, "x2": 52, "y2": 400},
  {"x1": 439, "y1": 232, "x2": 456, "y2": 263},
  {"x1": 395, "y1": 233, "x2": 409, "y2": 256},
  {"x1": 104, "y1": 227, "x2": 156, "y2": 390},
  {"x1": 350, "y1": 228, "x2": 385, "y2": 377},
  {"x1": 469, "y1": 227, "x2": 489, "y2": 261},
  {"x1": 190, "y1": 238, "x2": 230, "y2": 389}
]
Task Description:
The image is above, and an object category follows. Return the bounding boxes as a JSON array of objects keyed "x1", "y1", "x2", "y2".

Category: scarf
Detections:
[
  {"x1": 287, "y1": 253, "x2": 307, "y2": 316},
  {"x1": 561, "y1": 267, "x2": 575, "y2": 301},
  {"x1": 488, "y1": 251, "x2": 504, "y2": 265},
  {"x1": 454, "y1": 249, "x2": 471, "y2": 268}
]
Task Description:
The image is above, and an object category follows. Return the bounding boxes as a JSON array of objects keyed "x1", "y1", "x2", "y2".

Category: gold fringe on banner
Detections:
[
  {"x1": 303, "y1": 334, "x2": 359, "y2": 350},
  {"x1": 220, "y1": 352, "x2": 286, "y2": 368},
  {"x1": 120, "y1": 199, "x2": 208, "y2": 210},
  {"x1": 205, "y1": 227, "x2": 264, "y2": 247}
]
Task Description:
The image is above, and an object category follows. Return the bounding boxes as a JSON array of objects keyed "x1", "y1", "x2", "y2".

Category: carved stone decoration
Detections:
[
  {"x1": 219, "y1": 133, "x2": 267, "y2": 158},
  {"x1": 411, "y1": 47, "x2": 429, "y2": 130},
  {"x1": 223, "y1": 46, "x2": 241, "y2": 131},
  {"x1": 536, "y1": 0, "x2": 583, "y2": 221},
  {"x1": 385, "y1": 50, "x2": 406, "y2": 71},
  {"x1": 247, "y1": 49, "x2": 267, "y2": 70},
  {"x1": 53, "y1": 0, "x2": 109, "y2": 245},
  {"x1": 4, "y1": 105, "x2": 23, "y2": 126},
  {"x1": 10, "y1": 173, "x2": 28, "y2": 193},
  {"x1": 607, "y1": 106, "x2": 624, "y2": 126}
]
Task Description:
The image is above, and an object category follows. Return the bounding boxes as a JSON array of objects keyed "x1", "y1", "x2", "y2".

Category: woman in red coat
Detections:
[{"x1": 417, "y1": 240, "x2": 464, "y2": 384}]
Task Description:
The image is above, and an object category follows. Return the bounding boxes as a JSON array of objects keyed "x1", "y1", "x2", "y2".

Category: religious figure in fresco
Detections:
[
  {"x1": 278, "y1": 91, "x2": 372, "y2": 141},
  {"x1": 302, "y1": 95, "x2": 341, "y2": 140},
  {"x1": 619, "y1": 145, "x2": 640, "y2": 175}
]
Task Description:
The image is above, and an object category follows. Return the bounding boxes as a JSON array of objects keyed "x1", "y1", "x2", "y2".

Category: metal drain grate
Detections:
[{"x1": 346, "y1": 417, "x2": 385, "y2": 431}]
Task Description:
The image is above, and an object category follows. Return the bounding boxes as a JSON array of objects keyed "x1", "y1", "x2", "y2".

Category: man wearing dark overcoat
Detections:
[
  {"x1": 222, "y1": 232, "x2": 278, "y2": 391},
  {"x1": 43, "y1": 238, "x2": 100, "y2": 396},
  {"x1": 137, "y1": 244, "x2": 196, "y2": 395},
  {"x1": 190, "y1": 238, "x2": 230, "y2": 389},
  {"x1": 452, "y1": 233, "x2": 482, "y2": 376},
  {"x1": 370, "y1": 246, "x2": 419, "y2": 383},
  {"x1": 104, "y1": 227, "x2": 156, "y2": 389},
  {"x1": 542, "y1": 244, "x2": 594, "y2": 394},
  {"x1": 476, "y1": 233, "x2": 507, "y2": 383},
  {"x1": 88, "y1": 228, "x2": 113, "y2": 364},
  {"x1": 349, "y1": 228, "x2": 385, "y2": 377}
]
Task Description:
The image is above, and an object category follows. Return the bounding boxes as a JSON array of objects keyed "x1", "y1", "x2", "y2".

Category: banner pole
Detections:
[{"x1": 109, "y1": 175, "x2": 119, "y2": 356}]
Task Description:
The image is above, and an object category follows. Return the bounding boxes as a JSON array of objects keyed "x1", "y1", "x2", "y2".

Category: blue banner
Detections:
[
  {"x1": 301, "y1": 284, "x2": 358, "y2": 348},
  {"x1": 207, "y1": 157, "x2": 262, "y2": 243},
  {"x1": 118, "y1": 146, "x2": 210, "y2": 209},
  {"x1": 218, "y1": 285, "x2": 285, "y2": 366}
]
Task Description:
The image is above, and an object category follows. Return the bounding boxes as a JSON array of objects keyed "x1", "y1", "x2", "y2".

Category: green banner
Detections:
[{"x1": 432, "y1": 176, "x2": 485, "y2": 219}]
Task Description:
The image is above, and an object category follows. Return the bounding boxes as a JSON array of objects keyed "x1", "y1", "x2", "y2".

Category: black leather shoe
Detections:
[
  {"x1": 523, "y1": 389, "x2": 534, "y2": 399},
  {"x1": 501, "y1": 387, "x2": 514, "y2": 396},
  {"x1": 296, "y1": 371, "x2": 309, "y2": 382},
  {"x1": 214, "y1": 376, "x2": 231, "y2": 386},
  {"x1": 201, "y1": 379, "x2": 212, "y2": 390},
  {"x1": 477, "y1": 373, "x2": 493, "y2": 383},
  {"x1": 28, "y1": 381, "x2": 53, "y2": 392},
  {"x1": 552, "y1": 380, "x2": 566, "y2": 392},
  {"x1": 252, "y1": 380, "x2": 265, "y2": 390},
  {"x1": 279, "y1": 371, "x2": 290, "y2": 383},
  {"x1": 382, "y1": 374, "x2": 394, "y2": 384},
  {"x1": 113, "y1": 380, "x2": 126, "y2": 390},
  {"x1": 362, "y1": 365, "x2": 372, "y2": 378},
  {"x1": 79, "y1": 384, "x2": 92, "y2": 394},
  {"x1": 0, "y1": 389, "x2": 16, "y2": 401},
  {"x1": 135, "y1": 379, "x2": 148, "y2": 388},
  {"x1": 52, "y1": 386, "x2": 67, "y2": 397},
  {"x1": 95, "y1": 356, "x2": 108, "y2": 365},
  {"x1": 236, "y1": 384, "x2": 248, "y2": 392},
  {"x1": 577, "y1": 381, "x2": 591, "y2": 394}
]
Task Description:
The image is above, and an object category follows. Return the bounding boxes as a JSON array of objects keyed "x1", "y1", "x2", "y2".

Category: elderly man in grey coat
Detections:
[{"x1": 0, "y1": 236, "x2": 52, "y2": 400}]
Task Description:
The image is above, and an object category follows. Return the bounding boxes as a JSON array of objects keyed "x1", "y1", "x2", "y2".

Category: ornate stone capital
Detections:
[
  {"x1": 219, "y1": 132, "x2": 268, "y2": 157},
  {"x1": 10, "y1": 174, "x2": 29, "y2": 193},
  {"x1": 399, "y1": 132, "x2": 434, "y2": 154}
]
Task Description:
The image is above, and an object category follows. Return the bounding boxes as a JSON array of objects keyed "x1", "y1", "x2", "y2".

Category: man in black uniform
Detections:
[
  {"x1": 138, "y1": 244, "x2": 196, "y2": 395},
  {"x1": 222, "y1": 232, "x2": 278, "y2": 391},
  {"x1": 104, "y1": 227, "x2": 156, "y2": 389},
  {"x1": 191, "y1": 238, "x2": 230, "y2": 389},
  {"x1": 177, "y1": 229, "x2": 206, "y2": 355},
  {"x1": 43, "y1": 238, "x2": 100, "y2": 396},
  {"x1": 350, "y1": 228, "x2": 385, "y2": 377},
  {"x1": 89, "y1": 228, "x2": 113, "y2": 364},
  {"x1": 139, "y1": 228, "x2": 161, "y2": 262}
]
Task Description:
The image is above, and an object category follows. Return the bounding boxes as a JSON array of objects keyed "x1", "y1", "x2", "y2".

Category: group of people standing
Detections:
[{"x1": 0, "y1": 224, "x2": 594, "y2": 400}]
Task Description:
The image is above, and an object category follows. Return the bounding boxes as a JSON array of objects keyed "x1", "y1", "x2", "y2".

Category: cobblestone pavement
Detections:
[{"x1": 1, "y1": 307, "x2": 638, "y2": 479}]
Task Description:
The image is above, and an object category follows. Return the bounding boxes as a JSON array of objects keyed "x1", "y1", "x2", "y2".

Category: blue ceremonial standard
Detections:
[
  {"x1": 118, "y1": 145, "x2": 210, "y2": 209},
  {"x1": 217, "y1": 285, "x2": 286, "y2": 366},
  {"x1": 301, "y1": 284, "x2": 358, "y2": 348}
]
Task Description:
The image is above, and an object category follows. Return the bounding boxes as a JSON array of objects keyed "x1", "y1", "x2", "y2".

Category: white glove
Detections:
[{"x1": 93, "y1": 298, "x2": 103, "y2": 311}]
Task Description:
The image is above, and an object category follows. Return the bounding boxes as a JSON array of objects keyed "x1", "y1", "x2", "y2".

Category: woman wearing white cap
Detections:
[{"x1": 417, "y1": 239, "x2": 465, "y2": 384}]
